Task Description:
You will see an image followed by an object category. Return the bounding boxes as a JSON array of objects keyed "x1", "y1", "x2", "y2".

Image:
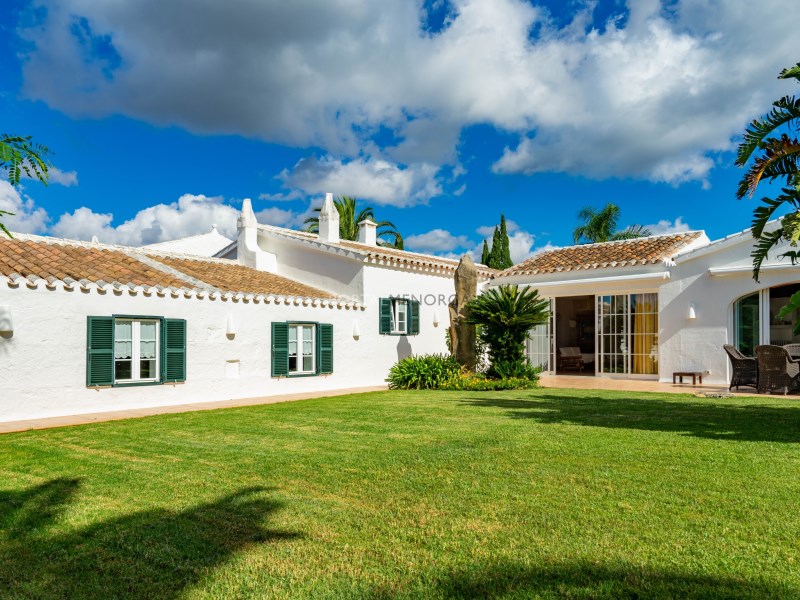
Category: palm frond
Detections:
[
  {"x1": 737, "y1": 135, "x2": 800, "y2": 199},
  {"x1": 751, "y1": 228, "x2": 784, "y2": 281},
  {"x1": 779, "y1": 62, "x2": 800, "y2": 82},
  {"x1": 736, "y1": 96, "x2": 800, "y2": 166},
  {"x1": 611, "y1": 224, "x2": 652, "y2": 241}
]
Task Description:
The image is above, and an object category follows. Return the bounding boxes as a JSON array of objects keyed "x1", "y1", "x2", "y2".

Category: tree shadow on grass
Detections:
[
  {"x1": 461, "y1": 394, "x2": 800, "y2": 443},
  {"x1": 373, "y1": 559, "x2": 795, "y2": 599},
  {"x1": 0, "y1": 478, "x2": 299, "y2": 599}
]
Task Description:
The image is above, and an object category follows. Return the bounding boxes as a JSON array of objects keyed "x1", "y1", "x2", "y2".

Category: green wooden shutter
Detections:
[
  {"x1": 318, "y1": 323, "x2": 333, "y2": 375},
  {"x1": 379, "y1": 298, "x2": 392, "y2": 334},
  {"x1": 271, "y1": 322, "x2": 289, "y2": 377},
  {"x1": 409, "y1": 300, "x2": 420, "y2": 335},
  {"x1": 87, "y1": 316, "x2": 114, "y2": 386},
  {"x1": 163, "y1": 319, "x2": 187, "y2": 383}
]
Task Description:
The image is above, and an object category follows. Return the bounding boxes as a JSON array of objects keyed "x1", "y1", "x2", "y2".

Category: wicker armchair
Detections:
[
  {"x1": 723, "y1": 344, "x2": 757, "y2": 391},
  {"x1": 783, "y1": 343, "x2": 800, "y2": 360},
  {"x1": 755, "y1": 345, "x2": 800, "y2": 395}
]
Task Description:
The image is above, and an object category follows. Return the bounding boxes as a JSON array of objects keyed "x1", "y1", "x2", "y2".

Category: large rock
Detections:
[{"x1": 449, "y1": 254, "x2": 478, "y2": 370}]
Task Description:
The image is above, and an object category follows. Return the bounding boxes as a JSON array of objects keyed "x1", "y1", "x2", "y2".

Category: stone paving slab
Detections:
[
  {"x1": 0, "y1": 386, "x2": 388, "y2": 434},
  {"x1": 539, "y1": 374, "x2": 759, "y2": 396}
]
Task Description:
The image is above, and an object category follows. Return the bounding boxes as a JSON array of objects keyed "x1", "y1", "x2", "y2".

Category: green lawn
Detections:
[{"x1": 2, "y1": 389, "x2": 800, "y2": 599}]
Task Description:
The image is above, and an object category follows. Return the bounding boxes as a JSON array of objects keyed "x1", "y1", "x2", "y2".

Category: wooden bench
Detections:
[{"x1": 673, "y1": 371, "x2": 703, "y2": 385}]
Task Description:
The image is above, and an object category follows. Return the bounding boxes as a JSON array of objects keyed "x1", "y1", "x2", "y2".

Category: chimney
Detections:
[
  {"x1": 236, "y1": 198, "x2": 277, "y2": 272},
  {"x1": 318, "y1": 192, "x2": 340, "y2": 244},
  {"x1": 358, "y1": 219, "x2": 377, "y2": 246}
]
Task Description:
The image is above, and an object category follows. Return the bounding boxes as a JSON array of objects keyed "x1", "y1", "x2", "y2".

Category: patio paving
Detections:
[{"x1": 539, "y1": 374, "x2": 755, "y2": 396}]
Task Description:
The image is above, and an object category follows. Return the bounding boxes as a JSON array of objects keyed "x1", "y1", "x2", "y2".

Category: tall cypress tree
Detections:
[
  {"x1": 488, "y1": 226, "x2": 501, "y2": 269},
  {"x1": 480, "y1": 239, "x2": 490, "y2": 265},
  {"x1": 498, "y1": 214, "x2": 513, "y2": 268}
]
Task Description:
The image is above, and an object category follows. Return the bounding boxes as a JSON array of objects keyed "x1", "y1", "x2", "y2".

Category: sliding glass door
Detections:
[
  {"x1": 597, "y1": 293, "x2": 659, "y2": 376},
  {"x1": 527, "y1": 298, "x2": 555, "y2": 373}
]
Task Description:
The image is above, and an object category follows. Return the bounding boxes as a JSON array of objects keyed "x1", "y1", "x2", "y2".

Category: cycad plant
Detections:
[
  {"x1": 466, "y1": 285, "x2": 550, "y2": 377},
  {"x1": 735, "y1": 61, "x2": 800, "y2": 280},
  {"x1": 304, "y1": 195, "x2": 404, "y2": 249}
]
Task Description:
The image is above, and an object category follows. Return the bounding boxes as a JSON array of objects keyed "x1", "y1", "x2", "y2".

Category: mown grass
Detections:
[{"x1": 2, "y1": 388, "x2": 800, "y2": 598}]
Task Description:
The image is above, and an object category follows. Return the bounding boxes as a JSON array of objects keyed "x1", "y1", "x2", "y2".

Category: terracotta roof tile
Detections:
[
  {"x1": 152, "y1": 256, "x2": 335, "y2": 298},
  {"x1": 0, "y1": 238, "x2": 192, "y2": 288},
  {"x1": 500, "y1": 232, "x2": 704, "y2": 277}
]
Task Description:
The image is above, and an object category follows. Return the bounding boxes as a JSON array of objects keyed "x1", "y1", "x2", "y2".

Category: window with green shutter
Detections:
[
  {"x1": 87, "y1": 316, "x2": 114, "y2": 386},
  {"x1": 272, "y1": 322, "x2": 333, "y2": 377},
  {"x1": 379, "y1": 298, "x2": 420, "y2": 336},
  {"x1": 163, "y1": 318, "x2": 187, "y2": 383},
  {"x1": 318, "y1": 323, "x2": 333, "y2": 374},
  {"x1": 409, "y1": 300, "x2": 420, "y2": 335},
  {"x1": 86, "y1": 315, "x2": 187, "y2": 387},
  {"x1": 379, "y1": 298, "x2": 392, "y2": 334},
  {"x1": 271, "y1": 322, "x2": 289, "y2": 377}
]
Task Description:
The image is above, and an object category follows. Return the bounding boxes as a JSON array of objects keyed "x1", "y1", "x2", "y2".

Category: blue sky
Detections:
[{"x1": 1, "y1": 0, "x2": 798, "y2": 261}]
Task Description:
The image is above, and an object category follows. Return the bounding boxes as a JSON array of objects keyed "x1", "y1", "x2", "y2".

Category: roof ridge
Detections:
[
  {"x1": 142, "y1": 228, "x2": 233, "y2": 246},
  {"x1": 8, "y1": 231, "x2": 242, "y2": 265},
  {"x1": 257, "y1": 222, "x2": 499, "y2": 275}
]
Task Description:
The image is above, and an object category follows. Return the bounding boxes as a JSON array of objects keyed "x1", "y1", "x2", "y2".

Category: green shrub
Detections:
[
  {"x1": 387, "y1": 354, "x2": 462, "y2": 390},
  {"x1": 441, "y1": 369, "x2": 539, "y2": 391},
  {"x1": 492, "y1": 359, "x2": 541, "y2": 380}
]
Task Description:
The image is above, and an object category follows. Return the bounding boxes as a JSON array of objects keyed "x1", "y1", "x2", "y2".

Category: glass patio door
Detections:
[
  {"x1": 597, "y1": 294, "x2": 659, "y2": 376},
  {"x1": 527, "y1": 298, "x2": 555, "y2": 373}
]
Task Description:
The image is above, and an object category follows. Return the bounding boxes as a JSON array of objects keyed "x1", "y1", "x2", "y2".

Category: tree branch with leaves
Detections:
[{"x1": 0, "y1": 134, "x2": 52, "y2": 237}]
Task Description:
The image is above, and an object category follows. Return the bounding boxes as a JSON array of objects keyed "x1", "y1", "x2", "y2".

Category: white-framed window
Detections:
[
  {"x1": 288, "y1": 323, "x2": 316, "y2": 374},
  {"x1": 114, "y1": 318, "x2": 160, "y2": 383},
  {"x1": 392, "y1": 299, "x2": 409, "y2": 334}
]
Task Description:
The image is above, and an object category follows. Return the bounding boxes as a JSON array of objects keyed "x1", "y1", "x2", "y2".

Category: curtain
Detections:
[{"x1": 632, "y1": 294, "x2": 658, "y2": 374}]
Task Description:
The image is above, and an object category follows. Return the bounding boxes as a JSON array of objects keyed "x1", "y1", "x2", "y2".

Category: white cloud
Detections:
[
  {"x1": 19, "y1": 166, "x2": 79, "y2": 187},
  {"x1": 255, "y1": 206, "x2": 301, "y2": 228},
  {"x1": 643, "y1": 217, "x2": 693, "y2": 236},
  {"x1": 0, "y1": 181, "x2": 49, "y2": 233},
  {"x1": 17, "y1": 0, "x2": 799, "y2": 185},
  {"x1": 278, "y1": 155, "x2": 443, "y2": 207},
  {"x1": 1, "y1": 183, "x2": 304, "y2": 244},
  {"x1": 51, "y1": 194, "x2": 243, "y2": 245},
  {"x1": 258, "y1": 190, "x2": 303, "y2": 202},
  {"x1": 405, "y1": 228, "x2": 471, "y2": 253},
  {"x1": 48, "y1": 167, "x2": 79, "y2": 187}
]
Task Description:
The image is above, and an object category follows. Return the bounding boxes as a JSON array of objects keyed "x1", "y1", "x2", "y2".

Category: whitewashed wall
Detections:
[
  {"x1": 361, "y1": 263, "x2": 456, "y2": 373},
  {"x1": 0, "y1": 262, "x2": 457, "y2": 422},
  {"x1": 259, "y1": 235, "x2": 365, "y2": 301},
  {"x1": 661, "y1": 237, "x2": 800, "y2": 385},
  {"x1": 0, "y1": 282, "x2": 366, "y2": 422}
]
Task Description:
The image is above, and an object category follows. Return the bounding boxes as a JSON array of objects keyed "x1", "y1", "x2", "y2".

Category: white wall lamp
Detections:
[
  {"x1": 433, "y1": 309, "x2": 440, "y2": 328},
  {"x1": 0, "y1": 305, "x2": 13, "y2": 338},
  {"x1": 226, "y1": 314, "x2": 236, "y2": 339},
  {"x1": 352, "y1": 320, "x2": 361, "y2": 340},
  {"x1": 687, "y1": 303, "x2": 697, "y2": 320}
]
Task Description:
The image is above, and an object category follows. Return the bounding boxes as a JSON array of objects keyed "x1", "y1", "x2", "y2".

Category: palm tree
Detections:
[
  {"x1": 466, "y1": 285, "x2": 550, "y2": 377},
  {"x1": 572, "y1": 203, "x2": 651, "y2": 245},
  {"x1": 0, "y1": 134, "x2": 51, "y2": 237},
  {"x1": 304, "y1": 195, "x2": 404, "y2": 249},
  {"x1": 735, "y1": 61, "x2": 800, "y2": 281}
]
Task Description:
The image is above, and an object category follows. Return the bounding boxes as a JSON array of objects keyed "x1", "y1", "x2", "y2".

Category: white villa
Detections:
[
  {"x1": 497, "y1": 222, "x2": 800, "y2": 383},
  {"x1": 0, "y1": 195, "x2": 493, "y2": 423},
  {"x1": 1, "y1": 193, "x2": 798, "y2": 423}
]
